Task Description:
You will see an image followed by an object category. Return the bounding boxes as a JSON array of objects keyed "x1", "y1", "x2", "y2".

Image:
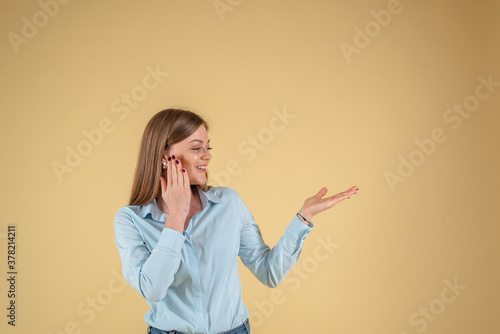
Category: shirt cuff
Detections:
[
  {"x1": 155, "y1": 227, "x2": 186, "y2": 256},
  {"x1": 285, "y1": 214, "x2": 313, "y2": 242}
]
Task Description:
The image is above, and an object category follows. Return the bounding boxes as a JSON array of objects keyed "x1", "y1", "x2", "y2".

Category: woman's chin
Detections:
[{"x1": 188, "y1": 176, "x2": 206, "y2": 186}]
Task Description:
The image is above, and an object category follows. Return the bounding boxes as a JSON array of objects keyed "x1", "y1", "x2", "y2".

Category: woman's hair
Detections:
[{"x1": 129, "y1": 108, "x2": 210, "y2": 206}]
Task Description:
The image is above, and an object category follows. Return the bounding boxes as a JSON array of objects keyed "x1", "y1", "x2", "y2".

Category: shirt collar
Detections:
[{"x1": 138, "y1": 186, "x2": 222, "y2": 221}]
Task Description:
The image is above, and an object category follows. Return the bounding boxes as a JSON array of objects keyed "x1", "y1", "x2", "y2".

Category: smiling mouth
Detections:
[{"x1": 195, "y1": 165, "x2": 207, "y2": 171}]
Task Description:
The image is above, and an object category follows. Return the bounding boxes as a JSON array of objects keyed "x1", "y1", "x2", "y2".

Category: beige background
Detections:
[{"x1": 1, "y1": 0, "x2": 499, "y2": 333}]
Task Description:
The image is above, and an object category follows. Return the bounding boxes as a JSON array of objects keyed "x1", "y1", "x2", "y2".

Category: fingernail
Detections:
[
  {"x1": 182, "y1": 168, "x2": 186, "y2": 172},
  {"x1": 172, "y1": 155, "x2": 176, "y2": 159},
  {"x1": 176, "y1": 160, "x2": 179, "y2": 164},
  {"x1": 167, "y1": 156, "x2": 171, "y2": 161}
]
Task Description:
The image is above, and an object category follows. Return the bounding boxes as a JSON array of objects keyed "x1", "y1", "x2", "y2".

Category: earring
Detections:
[{"x1": 162, "y1": 161, "x2": 168, "y2": 169}]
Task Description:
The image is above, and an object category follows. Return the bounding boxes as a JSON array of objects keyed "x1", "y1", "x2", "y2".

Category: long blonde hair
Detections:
[{"x1": 129, "y1": 108, "x2": 210, "y2": 206}]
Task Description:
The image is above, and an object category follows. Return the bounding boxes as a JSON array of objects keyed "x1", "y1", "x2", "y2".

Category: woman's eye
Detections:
[{"x1": 193, "y1": 147, "x2": 213, "y2": 151}]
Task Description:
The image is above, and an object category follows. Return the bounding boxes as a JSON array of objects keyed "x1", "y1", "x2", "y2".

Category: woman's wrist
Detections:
[
  {"x1": 298, "y1": 207, "x2": 312, "y2": 221},
  {"x1": 164, "y1": 211, "x2": 186, "y2": 233},
  {"x1": 297, "y1": 208, "x2": 313, "y2": 226},
  {"x1": 296, "y1": 213, "x2": 310, "y2": 226}
]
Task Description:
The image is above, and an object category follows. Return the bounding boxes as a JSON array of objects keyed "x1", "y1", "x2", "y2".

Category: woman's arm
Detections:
[
  {"x1": 114, "y1": 209, "x2": 186, "y2": 302},
  {"x1": 237, "y1": 186, "x2": 359, "y2": 288},
  {"x1": 114, "y1": 155, "x2": 191, "y2": 302},
  {"x1": 237, "y1": 193, "x2": 312, "y2": 288}
]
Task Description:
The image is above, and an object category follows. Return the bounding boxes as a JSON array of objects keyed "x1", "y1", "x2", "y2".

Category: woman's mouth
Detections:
[{"x1": 195, "y1": 165, "x2": 207, "y2": 172}]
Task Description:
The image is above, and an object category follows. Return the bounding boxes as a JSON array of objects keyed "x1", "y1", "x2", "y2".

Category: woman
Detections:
[{"x1": 114, "y1": 108, "x2": 358, "y2": 334}]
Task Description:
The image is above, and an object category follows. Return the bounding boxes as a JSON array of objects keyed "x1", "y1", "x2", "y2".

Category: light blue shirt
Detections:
[{"x1": 114, "y1": 186, "x2": 313, "y2": 334}]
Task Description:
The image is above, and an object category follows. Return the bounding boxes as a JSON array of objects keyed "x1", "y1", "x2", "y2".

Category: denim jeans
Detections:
[{"x1": 147, "y1": 318, "x2": 250, "y2": 334}]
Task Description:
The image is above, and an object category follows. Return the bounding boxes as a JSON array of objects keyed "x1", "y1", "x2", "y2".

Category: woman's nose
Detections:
[{"x1": 202, "y1": 148, "x2": 212, "y2": 159}]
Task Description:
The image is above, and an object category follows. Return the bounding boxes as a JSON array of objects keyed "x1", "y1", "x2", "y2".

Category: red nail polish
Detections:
[
  {"x1": 176, "y1": 160, "x2": 179, "y2": 164},
  {"x1": 172, "y1": 155, "x2": 176, "y2": 159},
  {"x1": 182, "y1": 168, "x2": 186, "y2": 172},
  {"x1": 167, "y1": 156, "x2": 171, "y2": 161}
]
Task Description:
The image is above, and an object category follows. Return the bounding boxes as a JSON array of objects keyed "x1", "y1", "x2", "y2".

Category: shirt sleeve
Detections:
[
  {"x1": 236, "y1": 193, "x2": 313, "y2": 288},
  {"x1": 114, "y1": 208, "x2": 186, "y2": 302}
]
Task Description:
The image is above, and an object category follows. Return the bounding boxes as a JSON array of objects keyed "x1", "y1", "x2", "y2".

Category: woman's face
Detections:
[{"x1": 164, "y1": 125, "x2": 212, "y2": 186}]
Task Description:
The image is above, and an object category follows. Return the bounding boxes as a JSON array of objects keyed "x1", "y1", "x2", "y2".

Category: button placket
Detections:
[{"x1": 184, "y1": 227, "x2": 204, "y2": 332}]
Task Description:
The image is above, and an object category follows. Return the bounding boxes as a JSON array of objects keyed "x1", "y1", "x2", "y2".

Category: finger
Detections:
[
  {"x1": 314, "y1": 187, "x2": 328, "y2": 199},
  {"x1": 325, "y1": 195, "x2": 347, "y2": 208},
  {"x1": 166, "y1": 156, "x2": 174, "y2": 188},
  {"x1": 337, "y1": 186, "x2": 359, "y2": 198},
  {"x1": 182, "y1": 168, "x2": 190, "y2": 188},
  {"x1": 332, "y1": 192, "x2": 350, "y2": 200},
  {"x1": 174, "y1": 158, "x2": 183, "y2": 186},
  {"x1": 327, "y1": 190, "x2": 352, "y2": 204},
  {"x1": 171, "y1": 157, "x2": 179, "y2": 185},
  {"x1": 349, "y1": 185, "x2": 359, "y2": 194}
]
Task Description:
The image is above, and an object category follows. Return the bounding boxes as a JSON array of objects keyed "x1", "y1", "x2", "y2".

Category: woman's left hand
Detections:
[{"x1": 298, "y1": 186, "x2": 359, "y2": 223}]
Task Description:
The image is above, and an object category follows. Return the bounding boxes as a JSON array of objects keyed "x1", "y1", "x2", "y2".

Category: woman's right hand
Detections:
[{"x1": 159, "y1": 155, "x2": 191, "y2": 232}]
